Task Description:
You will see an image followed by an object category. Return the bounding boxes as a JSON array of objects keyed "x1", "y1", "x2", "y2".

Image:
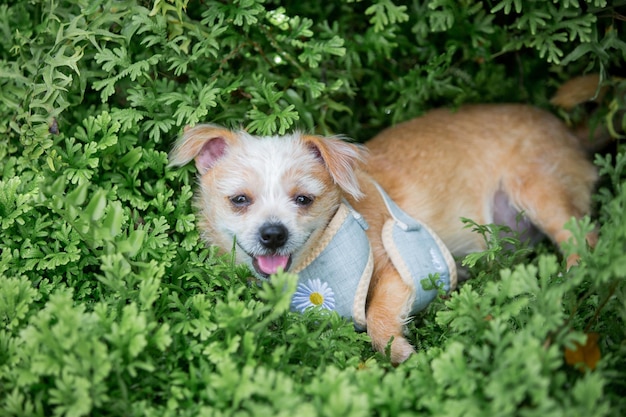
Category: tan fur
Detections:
[
  {"x1": 550, "y1": 74, "x2": 613, "y2": 152},
  {"x1": 550, "y1": 74, "x2": 605, "y2": 110},
  {"x1": 360, "y1": 104, "x2": 596, "y2": 256},
  {"x1": 169, "y1": 103, "x2": 597, "y2": 365},
  {"x1": 168, "y1": 124, "x2": 236, "y2": 173},
  {"x1": 343, "y1": 104, "x2": 597, "y2": 362}
]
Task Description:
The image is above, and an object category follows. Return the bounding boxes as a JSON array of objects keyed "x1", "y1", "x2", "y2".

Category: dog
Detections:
[{"x1": 168, "y1": 103, "x2": 597, "y2": 364}]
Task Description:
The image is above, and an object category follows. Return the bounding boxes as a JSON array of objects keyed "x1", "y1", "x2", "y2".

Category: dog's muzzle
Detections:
[{"x1": 251, "y1": 222, "x2": 293, "y2": 276}]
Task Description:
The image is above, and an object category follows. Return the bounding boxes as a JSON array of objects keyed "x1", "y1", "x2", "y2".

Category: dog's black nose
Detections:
[{"x1": 259, "y1": 223, "x2": 289, "y2": 249}]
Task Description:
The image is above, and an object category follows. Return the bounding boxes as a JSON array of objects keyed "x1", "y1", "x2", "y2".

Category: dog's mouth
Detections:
[{"x1": 252, "y1": 254, "x2": 292, "y2": 277}]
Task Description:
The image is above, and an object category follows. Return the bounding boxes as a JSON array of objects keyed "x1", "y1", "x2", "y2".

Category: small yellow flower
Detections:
[{"x1": 309, "y1": 291, "x2": 324, "y2": 306}]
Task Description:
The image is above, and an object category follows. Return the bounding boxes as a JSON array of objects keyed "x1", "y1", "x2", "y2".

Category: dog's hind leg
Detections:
[{"x1": 500, "y1": 153, "x2": 597, "y2": 268}]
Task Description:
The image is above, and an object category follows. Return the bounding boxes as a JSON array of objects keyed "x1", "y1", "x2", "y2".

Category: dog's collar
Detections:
[{"x1": 289, "y1": 181, "x2": 457, "y2": 330}]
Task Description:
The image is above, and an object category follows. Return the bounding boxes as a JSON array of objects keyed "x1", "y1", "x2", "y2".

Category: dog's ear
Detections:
[
  {"x1": 168, "y1": 124, "x2": 236, "y2": 175},
  {"x1": 302, "y1": 135, "x2": 366, "y2": 200}
]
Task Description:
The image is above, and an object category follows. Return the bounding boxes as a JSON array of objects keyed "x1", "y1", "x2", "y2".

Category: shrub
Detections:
[{"x1": 1, "y1": 0, "x2": 625, "y2": 416}]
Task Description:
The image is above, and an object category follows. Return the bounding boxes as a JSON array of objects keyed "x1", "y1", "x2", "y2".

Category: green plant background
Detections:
[{"x1": 1, "y1": 0, "x2": 625, "y2": 416}]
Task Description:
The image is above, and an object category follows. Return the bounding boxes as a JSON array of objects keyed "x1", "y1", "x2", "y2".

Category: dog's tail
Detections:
[
  {"x1": 550, "y1": 74, "x2": 614, "y2": 153},
  {"x1": 551, "y1": 74, "x2": 606, "y2": 111}
]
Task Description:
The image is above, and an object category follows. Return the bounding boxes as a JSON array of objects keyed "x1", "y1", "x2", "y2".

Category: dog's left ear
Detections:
[
  {"x1": 168, "y1": 124, "x2": 236, "y2": 174},
  {"x1": 302, "y1": 135, "x2": 366, "y2": 200}
]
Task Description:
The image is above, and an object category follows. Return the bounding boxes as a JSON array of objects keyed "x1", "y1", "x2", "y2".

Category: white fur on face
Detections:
[{"x1": 197, "y1": 132, "x2": 342, "y2": 272}]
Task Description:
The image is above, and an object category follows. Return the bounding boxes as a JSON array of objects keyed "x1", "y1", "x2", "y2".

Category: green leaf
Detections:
[
  {"x1": 365, "y1": 0, "x2": 409, "y2": 32},
  {"x1": 100, "y1": 201, "x2": 125, "y2": 239},
  {"x1": 84, "y1": 190, "x2": 107, "y2": 222},
  {"x1": 117, "y1": 230, "x2": 146, "y2": 257},
  {"x1": 0, "y1": 274, "x2": 38, "y2": 331}
]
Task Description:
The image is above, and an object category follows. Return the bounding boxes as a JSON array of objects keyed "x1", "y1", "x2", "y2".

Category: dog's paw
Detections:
[{"x1": 389, "y1": 336, "x2": 416, "y2": 365}]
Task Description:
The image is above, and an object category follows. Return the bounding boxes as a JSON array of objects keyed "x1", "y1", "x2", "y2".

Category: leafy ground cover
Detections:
[{"x1": 1, "y1": 1, "x2": 625, "y2": 416}]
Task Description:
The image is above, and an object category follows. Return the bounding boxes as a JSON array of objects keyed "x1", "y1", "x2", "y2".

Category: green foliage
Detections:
[
  {"x1": 1, "y1": 0, "x2": 625, "y2": 416},
  {"x1": 460, "y1": 217, "x2": 536, "y2": 273}
]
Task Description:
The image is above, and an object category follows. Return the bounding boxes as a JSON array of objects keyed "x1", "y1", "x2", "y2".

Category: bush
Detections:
[{"x1": 1, "y1": 0, "x2": 625, "y2": 416}]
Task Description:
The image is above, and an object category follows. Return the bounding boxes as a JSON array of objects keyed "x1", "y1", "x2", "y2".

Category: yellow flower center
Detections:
[{"x1": 309, "y1": 292, "x2": 324, "y2": 306}]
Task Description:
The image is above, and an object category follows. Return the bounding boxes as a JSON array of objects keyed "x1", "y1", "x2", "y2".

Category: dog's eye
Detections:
[
  {"x1": 230, "y1": 195, "x2": 251, "y2": 207},
  {"x1": 294, "y1": 195, "x2": 313, "y2": 207}
]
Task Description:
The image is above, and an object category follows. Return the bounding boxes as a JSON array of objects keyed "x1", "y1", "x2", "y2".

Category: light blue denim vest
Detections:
[{"x1": 290, "y1": 182, "x2": 457, "y2": 330}]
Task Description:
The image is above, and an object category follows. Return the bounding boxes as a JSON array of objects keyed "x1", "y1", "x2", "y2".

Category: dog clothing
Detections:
[{"x1": 290, "y1": 182, "x2": 457, "y2": 330}]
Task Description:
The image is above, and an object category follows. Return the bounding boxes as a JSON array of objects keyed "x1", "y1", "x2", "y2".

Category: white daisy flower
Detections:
[{"x1": 291, "y1": 278, "x2": 336, "y2": 312}]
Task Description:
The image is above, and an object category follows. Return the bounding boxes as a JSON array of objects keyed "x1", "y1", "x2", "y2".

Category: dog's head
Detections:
[{"x1": 169, "y1": 124, "x2": 365, "y2": 278}]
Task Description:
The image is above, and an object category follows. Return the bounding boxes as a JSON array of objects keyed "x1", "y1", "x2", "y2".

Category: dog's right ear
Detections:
[
  {"x1": 302, "y1": 134, "x2": 366, "y2": 200},
  {"x1": 168, "y1": 124, "x2": 236, "y2": 175}
]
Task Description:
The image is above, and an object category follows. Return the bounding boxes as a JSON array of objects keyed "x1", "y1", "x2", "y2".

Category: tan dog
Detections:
[{"x1": 169, "y1": 103, "x2": 597, "y2": 364}]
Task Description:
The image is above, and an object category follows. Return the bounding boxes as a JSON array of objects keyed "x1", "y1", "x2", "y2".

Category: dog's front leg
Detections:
[{"x1": 366, "y1": 260, "x2": 415, "y2": 364}]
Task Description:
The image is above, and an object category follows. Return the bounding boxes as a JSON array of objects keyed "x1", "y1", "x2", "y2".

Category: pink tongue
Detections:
[{"x1": 256, "y1": 255, "x2": 290, "y2": 275}]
